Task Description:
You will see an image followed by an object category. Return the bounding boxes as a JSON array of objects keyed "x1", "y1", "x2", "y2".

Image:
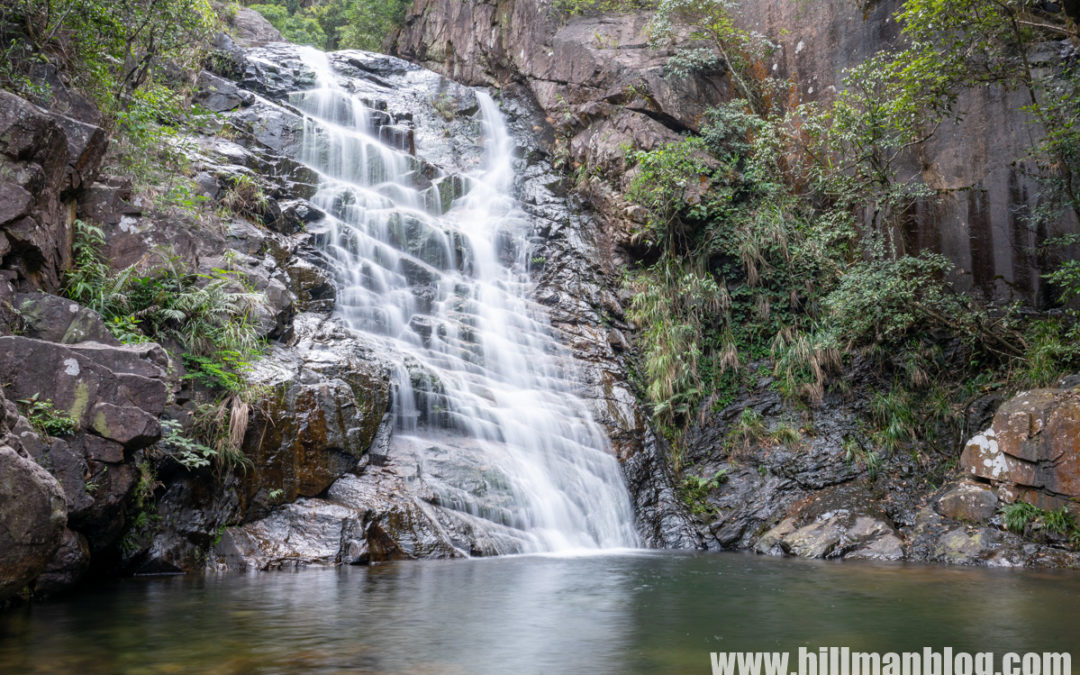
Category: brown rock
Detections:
[
  {"x1": 935, "y1": 482, "x2": 999, "y2": 524},
  {"x1": 960, "y1": 385, "x2": 1080, "y2": 509}
]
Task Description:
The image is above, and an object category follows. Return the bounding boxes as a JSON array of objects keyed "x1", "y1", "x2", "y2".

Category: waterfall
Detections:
[{"x1": 289, "y1": 47, "x2": 639, "y2": 552}]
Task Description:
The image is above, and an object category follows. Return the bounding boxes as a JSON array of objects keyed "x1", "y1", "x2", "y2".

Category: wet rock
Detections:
[
  {"x1": 238, "y1": 315, "x2": 392, "y2": 519},
  {"x1": 193, "y1": 70, "x2": 254, "y2": 113},
  {"x1": 32, "y1": 529, "x2": 91, "y2": 597},
  {"x1": 215, "y1": 499, "x2": 366, "y2": 570},
  {"x1": 285, "y1": 257, "x2": 336, "y2": 312},
  {"x1": 755, "y1": 485, "x2": 904, "y2": 561},
  {"x1": 0, "y1": 444, "x2": 67, "y2": 602}
]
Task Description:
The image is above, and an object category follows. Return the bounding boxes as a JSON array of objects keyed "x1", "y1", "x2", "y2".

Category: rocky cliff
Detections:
[{"x1": 396, "y1": 0, "x2": 1079, "y2": 304}]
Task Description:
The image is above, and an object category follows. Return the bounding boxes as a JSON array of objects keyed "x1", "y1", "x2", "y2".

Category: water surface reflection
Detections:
[{"x1": 1, "y1": 552, "x2": 1077, "y2": 674}]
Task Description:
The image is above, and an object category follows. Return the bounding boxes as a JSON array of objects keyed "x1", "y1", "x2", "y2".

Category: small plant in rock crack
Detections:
[
  {"x1": 158, "y1": 419, "x2": 216, "y2": 470},
  {"x1": 1001, "y1": 501, "x2": 1043, "y2": 534},
  {"x1": 679, "y1": 469, "x2": 729, "y2": 516},
  {"x1": 18, "y1": 394, "x2": 78, "y2": 437}
]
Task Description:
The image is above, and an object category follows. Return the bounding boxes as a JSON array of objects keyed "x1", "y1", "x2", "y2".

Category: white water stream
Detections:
[{"x1": 290, "y1": 48, "x2": 638, "y2": 552}]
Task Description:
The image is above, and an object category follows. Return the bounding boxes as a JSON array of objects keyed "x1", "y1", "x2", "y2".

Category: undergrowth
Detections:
[{"x1": 608, "y1": 0, "x2": 1080, "y2": 481}]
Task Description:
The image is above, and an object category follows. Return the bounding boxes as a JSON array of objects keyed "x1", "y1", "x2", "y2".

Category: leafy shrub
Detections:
[
  {"x1": 0, "y1": 0, "x2": 216, "y2": 109},
  {"x1": 249, "y1": 3, "x2": 326, "y2": 46},
  {"x1": 64, "y1": 221, "x2": 265, "y2": 380},
  {"x1": 158, "y1": 419, "x2": 216, "y2": 470},
  {"x1": 64, "y1": 215, "x2": 266, "y2": 479},
  {"x1": 18, "y1": 394, "x2": 78, "y2": 437}
]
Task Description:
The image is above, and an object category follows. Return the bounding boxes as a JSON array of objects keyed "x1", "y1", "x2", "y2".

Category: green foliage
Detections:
[
  {"x1": 109, "y1": 84, "x2": 215, "y2": 194},
  {"x1": 1, "y1": 0, "x2": 216, "y2": 109},
  {"x1": 249, "y1": 3, "x2": 326, "y2": 46},
  {"x1": 17, "y1": 393, "x2": 77, "y2": 437},
  {"x1": 869, "y1": 389, "x2": 918, "y2": 454},
  {"x1": 1001, "y1": 502, "x2": 1080, "y2": 545},
  {"x1": 843, "y1": 437, "x2": 882, "y2": 479},
  {"x1": 726, "y1": 407, "x2": 766, "y2": 454},
  {"x1": 1020, "y1": 318, "x2": 1080, "y2": 388},
  {"x1": 1001, "y1": 501, "x2": 1041, "y2": 533},
  {"x1": 220, "y1": 173, "x2": 269, "y2": 222},
  {"x1": 121, "y1": 460, "x2": 162, "y2": 556},
  {"x1": 64, "y1": 221, "x2": 265, "y2": 475},
  {"x1": 618, "y1": 0, "x2": 1075, "y2": 462},
  {"x1": 1043, "y1": 506, "x2": 1077, "y2": 537},
  {"x1": 627, "y1": 136, "x2": 720, "y2": 254},
  {"x1": 650, "y1": 0, "x2": 776, "y2": 113},
  {"x1": 1, "y1": 0, "x2": 220, "y2": 196},
  {"x1": 246, "y1": 0, "x2": 409, "y2": 51},
  {"x1": 182, "y1": 351, "x2": 254, "y2": 394},
  {"x1": 65, "y1": 222, "x2": 265, "y2": 376},
  {"x1": 894, "y1": 0, "x2": 1080, "y2": 222},
  {"x1": 190, "y1": 398, "x2": 254, "y2": 473},
  {"x1": 678, "y1": 469, "x2": 728, "y2": 516},
  {"x1": 769, "y1": 422, "x2": 801, "y2": 450},
  {"x1": 158, "y1": 419, "x2": 216, "y2": 470},
  {"x1": 337, "y1": 0, "x2": 409, "y2": 51}
]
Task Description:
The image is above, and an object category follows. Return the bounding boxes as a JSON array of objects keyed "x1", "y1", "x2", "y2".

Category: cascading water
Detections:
[{"x1": 289, "y1": 47, "x2": 639, "y2": 552}]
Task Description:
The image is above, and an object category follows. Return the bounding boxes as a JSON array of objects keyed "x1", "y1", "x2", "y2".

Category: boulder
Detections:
[
  {"x1": 15, "y1": 292, "x2": 120, "y2": 345},
  {"x1": 228, "y1": 8, "x2": 285, "y2": 48},
  {"x1": 754, "y1": 484, "x2": 904, "y2": 561},
  {"x1": 0, "y1": 444, "x2": 67, "y2": 602},
  {"x1": 757, "y1": 510, "x2": 904, "y2": 561},
  {"x1": 237, "y1": 315, "x2": 392, "y2": 519},
  {"x1": 214, "y1": 499, "x2": 367, "y2": 570},
  {"x1": 960, "y1": 386, "x2": 1080, "y2": 511},
  {"x1": 0, "y1": 336, "x2": 169, "y2": 449},
  {"x1": 935, "y1": 481, "x2": 999, "y2": 524}
]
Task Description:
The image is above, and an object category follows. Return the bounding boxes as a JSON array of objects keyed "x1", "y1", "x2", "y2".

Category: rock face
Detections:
[
  {"x1": 396, "y1": 0, "x2": 1078, "y2": 305},
  {"x1": 961, "y1": 385, "x2": 1080, "y2": 514},
  {"x1": 238, "y1": 316, "x2": 393, "y2": 520},
  {"x1": 668, "y1": 357, "x2": 1080, "y2": 567},
  {"x1": 0, "y1": 443, "x2": 68, "y2": 603},
  {"x1": 0, "y1": 90, "x2": 107, "y2": 290}
]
